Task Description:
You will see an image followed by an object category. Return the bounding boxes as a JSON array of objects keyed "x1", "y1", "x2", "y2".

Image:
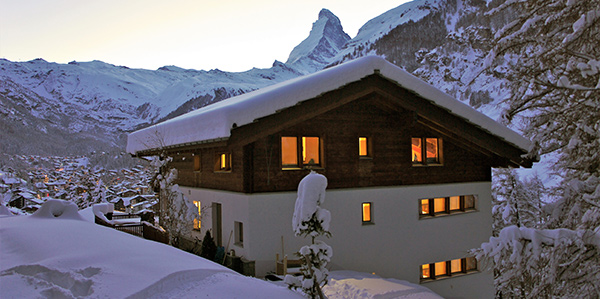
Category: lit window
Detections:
[
  {"x1": 434, "y1": 197, "x2": 446, "y2": 213},
  {"x1": 281, "y1": 136, "x2": 321, "y2": 169},
  {"x1": 281, "y1": 137, "x2": 298, "y2": 166},
  {"x1": 450, "y1": 259, "x2": 462, "y2": 273},
  {"x1": 421, "y1": 264, "x2": 430, "y2": 279},
  {"x1": 420, "y1": 199, "x2": 430, "y2": 215},
  {"x1": 359, "y1": 137, "x2": 369, "y2": 157},
  {"x1": 193, "y1": 155, "x2": 201, "y2": 171},
  {"x1": 215, "y1": 153, "x2": 231, "y2": 171},
  {"x1": 419, "y1": 195, "x2": 477, "y2": 217},
  {"x1": 235, "y1": 221, "x2": 244, "y2": 247},
  {"x1": 435, "y1": 261, "x2": 447, "y2": 277},
  {"x1": 362, "y1": 202, "x2": 372, "y2": 223},
  {"x1": 411, "y1": 138, "x2": 422, "y2": 163},
  {"x1": 412, "y1": 137, "x2": 442, "y2": 165},
  {"x1": 426, "y1": 138, "x2": 439, "y2": 163},
  {"x1": 421, "y1": 257, "x2": 478, "y2": 282},
  {"x1": 302, "y1": 137, "x2": 320, "y2": 165},
  {"x1": 449, "y1": 196, "x2": 460, "y2": 211},
  {"x1": 193, "y1": 201, "x2": 201, "y2": 230}
]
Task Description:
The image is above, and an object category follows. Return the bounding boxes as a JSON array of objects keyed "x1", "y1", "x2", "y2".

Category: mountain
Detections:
[
  {"x1": 286, "y1": 9, "x2": 351, "y2": 74},
  {"x1": 1, "y1": 1, "x2": 517, "y2": 156}
]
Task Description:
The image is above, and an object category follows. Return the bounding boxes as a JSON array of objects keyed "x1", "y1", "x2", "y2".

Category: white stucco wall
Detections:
[{"x1": 181, "y1": 181, "x2": 494, "y2": 299}]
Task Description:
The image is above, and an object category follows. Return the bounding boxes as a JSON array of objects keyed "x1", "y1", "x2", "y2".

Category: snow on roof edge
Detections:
[{"x1": 126, "y1": 56, "x2": 530, "y2": 154}]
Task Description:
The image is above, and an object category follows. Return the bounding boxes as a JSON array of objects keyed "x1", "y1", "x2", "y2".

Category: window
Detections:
[
  {"x1": 420, "y1": 257, "x2": 477, "y2": 282},
  {"x1": 281, "y1": 136, "x2": 321, "y2": 169},
  {"x1": 193, "y1": 200, "x2": 201, "y2": 230},
  {"x1": 412, "y1": 137, "x2": 442, "y2": 165},
  {"x1": 215, "y1": 153, "x2": 231, "y2": 172},
  {"x1": 359, "y1": 137, "x2": 370, "y2": 157},
  {"x1": 234, "y1": 221, "x2": 244, "y2": 247},
  {"x1": 193, "y1": 155, "x2": 201, "y2": 171},
  {"x1": 362, "y1": 202, "x2": 372, "y2": 223},
  {"x1": 420, "y1": 195, "x2": 476, "y2": 217}
]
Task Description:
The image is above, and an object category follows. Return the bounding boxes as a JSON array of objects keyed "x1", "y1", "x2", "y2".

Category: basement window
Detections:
[
  {"x1": 419, "y1": 195, "x2": 476, "y2": 218},
  {"x1": 421, "y1": 257, "x2": 478, "y2": 282},
  {"x1": 193, "y1": 200, "x2": 201, "y2": 230}
]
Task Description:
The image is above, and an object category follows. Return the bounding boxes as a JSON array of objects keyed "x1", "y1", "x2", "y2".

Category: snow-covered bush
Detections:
[{"x1": 285, "y1": 171, "x2": 332, "y2": 299}]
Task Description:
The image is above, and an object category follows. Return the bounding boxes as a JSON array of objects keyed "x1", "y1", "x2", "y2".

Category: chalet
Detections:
[{"x1": 127, "y1": 56, "x2": 533, "y2": 299}]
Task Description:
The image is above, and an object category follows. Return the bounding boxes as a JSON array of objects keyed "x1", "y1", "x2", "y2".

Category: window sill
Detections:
[
  {"x1": 420, "y1": 270, "x2": 479, "y2": 284},
  {"x1": 282, "y1": 166, "x2": 324, "y2": 171},
  {"x1": 419, "y1": 209, "x2": 477, "y2": 219},
  {"x1": 359, "y1": 156, "x2": 373, "y2": 160},
  {"x1": 412, "y1": 163, "x2": 443, "y2": 167},
  {"x1": 234, "y1": 242, "x2": 243, "y2": 248},
  {"x1": 362, "y1": 222, "x2": 375, "y2": 226},
  {"x1": 214, "y1": 170, "x2": 232, "y2": 173}
]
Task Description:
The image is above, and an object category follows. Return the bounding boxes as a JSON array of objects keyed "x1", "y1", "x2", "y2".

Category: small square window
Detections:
[
  {"x1": 235, "y1": 221, "x2": 244, "y2": 247},
  {"x1": 435, "y1": 261, "x2": 448, "y2": 277},
  {"x1": 362, "y1": 202, "x2": 372, "y2": 223},
  {"x1": 466, "y1": 256, "x2": 477, "y2": 271},
  {"x1": 464, "y1": 195, "x2": 475, "y2": 210},
  {"x1": 450, "y1": 259, "x2": 462, "y2": 273},
  {"x1": 449, "y1": 196, "x2": 460, "y2": 211},
  {"x1": 434, "y1": 197, "x2": 446, "y2": 213},
  {"x1": 412, "y1": 137, "x2": 442, "y2": 165}
]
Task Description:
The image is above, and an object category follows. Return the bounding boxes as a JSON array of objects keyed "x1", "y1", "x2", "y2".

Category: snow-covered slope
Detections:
[{"x1": 286, "y1": 9, "x2": 351, "y2": 74}]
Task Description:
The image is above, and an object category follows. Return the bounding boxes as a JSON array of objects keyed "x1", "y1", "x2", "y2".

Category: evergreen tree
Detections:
[{"x1": 472, "y1": 0, "x2": 600, "y2": 297}]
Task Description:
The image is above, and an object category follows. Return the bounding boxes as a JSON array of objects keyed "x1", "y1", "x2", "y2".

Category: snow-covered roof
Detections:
[{"x1": 127, "y1": 56, "x2": 529, "y2": 154}]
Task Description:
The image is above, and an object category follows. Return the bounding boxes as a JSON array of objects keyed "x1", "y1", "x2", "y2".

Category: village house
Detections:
[{"x1": 126, "y1": 56, "x2": 533, "y2": 299}]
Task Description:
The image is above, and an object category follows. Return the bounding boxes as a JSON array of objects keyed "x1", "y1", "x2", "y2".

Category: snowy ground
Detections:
[{"x1": 0, "y1": 201, "x2": 441, "y2": 298}]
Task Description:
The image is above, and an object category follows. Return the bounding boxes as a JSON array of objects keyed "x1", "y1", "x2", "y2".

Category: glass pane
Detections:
[
  {"x1": 435, "y1": 261, "x2": 447, "y2": 276},
  {"x1": 281, "y1": 137, "x2": 298, "y2": 166},
  {"x1": 466, "y1": 257, "x2": 477, "y2": 271},
  {"x1": 194, "y1": 155, "x2": 201, "y2": 171},
  {"x1": 421, "y1": 264, "x2": 430, "y2": 279},
  {"x1": 411, "y1": 138, "x2": 422, "y2": 163},
  {"x1": 420, "y1": 199, "x2": 430, "y2": 215},
  {"x1": 302, "y1": 137, "x2": 320, "y2": 165},
  {"x1": 464, "y1": 195, "x2": 475, "y2": 209},
  {"x1": 362, "y1": 203, "x2": 371, "y2": 222},
  {"x1": 449, "y1": 196, "x2": 460, "y2": 211},
  {"x1": 359, "y1": 137, "x2": 368, "y2": 156},
  {"x1": 193, "y1": 201, "x2": 201, "y2": 229},
  {"x1": 220, "y1": 153, "x2": 227, "y2": 169},
  {"x1": 426, "y1": 138, "x2": 439, "y2": 163},
  {"x1": 451, "y1": 259, "x2": 462, "y2": 273},
  {"x1": 434, "y1": 197, "x2": 446, "y2": 213}
]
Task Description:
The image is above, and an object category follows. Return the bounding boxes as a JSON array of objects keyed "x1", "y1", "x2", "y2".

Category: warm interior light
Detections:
[
  {"x1": 426, "y1": 138, "x2": 439, "y2": 163},
  {"x1": 359, "y1": 137, "x2": 368, "y2": 156},
  {"x1": 451, "y1": 259, "x2": 462, "y2": 273},
  {"x1": 411, "y1": 138, "x2": 423, "y2": 162},
  {"x1": 193, "y1": 201, "x2": 201, "y2": 229},
  {"x1": 362, "y1": 203, "x2": 371, "y2": 222},
  {"x1": 420, "y1": 199, "x2": 429, "y2": 214},
  {"x1": 421, "y1": 264, "x2": 430, "y2": 278},
  {"x1": 302, "y1": 137, "x2": 319, "y2": 165},
  {"x1": 449, "y1": 196, "x2": 460, "y2": 211},
  {"x1": 220, "y1": 153, "x2": 227, "y2": 169},
  {"x1": 434, "y1": 197, "x2": 446, "y2": 213},
  {"x1": 435, "y1": 261, "x2": 447, "y2": 276},
  {"x1": 281, "y1": 137, "x2": 298, "y2": 166}
]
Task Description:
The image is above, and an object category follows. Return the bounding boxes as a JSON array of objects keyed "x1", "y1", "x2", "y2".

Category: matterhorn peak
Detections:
[{"x1": 285, "y1": 9, "x2": 351, "y2": 74}]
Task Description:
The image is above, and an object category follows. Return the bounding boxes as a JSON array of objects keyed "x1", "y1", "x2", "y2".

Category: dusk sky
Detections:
[{"x1": 1, "y1": 0, "x2": 410, "y2": 72}]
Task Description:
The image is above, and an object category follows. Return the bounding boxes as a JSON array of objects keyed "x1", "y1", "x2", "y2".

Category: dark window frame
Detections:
[
  {"x1": 214, "y1": 152, "x2": 232, "y2": 172},
  {"x1": 411, "y1": 137, "x2": 443, "y2": 166},
  {"x1": 362, "y1": 202, "x2": 373, "y2": 224},
  {"x1": 420, "y1": 257, "x2": 478, "y2": 282},
  {"x1": 281, "y1": 135, "x2": 323, "y2": 170},
  {"x1": 419, "y1": 195, "x2": 477, "y2": 218}
]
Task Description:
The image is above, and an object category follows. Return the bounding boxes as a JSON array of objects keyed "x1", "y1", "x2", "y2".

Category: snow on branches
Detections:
[{"x1": 286, "y1": 171, "x2": 332, "y2": 299}]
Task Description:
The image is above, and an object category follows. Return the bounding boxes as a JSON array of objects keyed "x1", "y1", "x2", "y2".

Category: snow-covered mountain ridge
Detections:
[{"x1": 1, "y1": 0, "x2": 516, "y2": 156}]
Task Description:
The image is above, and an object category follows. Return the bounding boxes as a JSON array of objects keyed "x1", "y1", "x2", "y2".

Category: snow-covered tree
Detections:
[
  {"x1": 285, "y1": 171, "x2": 332, "y2": 299},
  {"x1": 150, "y1": 155, "x2": 198, "y2": 245},
  {"x1": 472, "y1": 0, "x2": 600, "y2": 297}
]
